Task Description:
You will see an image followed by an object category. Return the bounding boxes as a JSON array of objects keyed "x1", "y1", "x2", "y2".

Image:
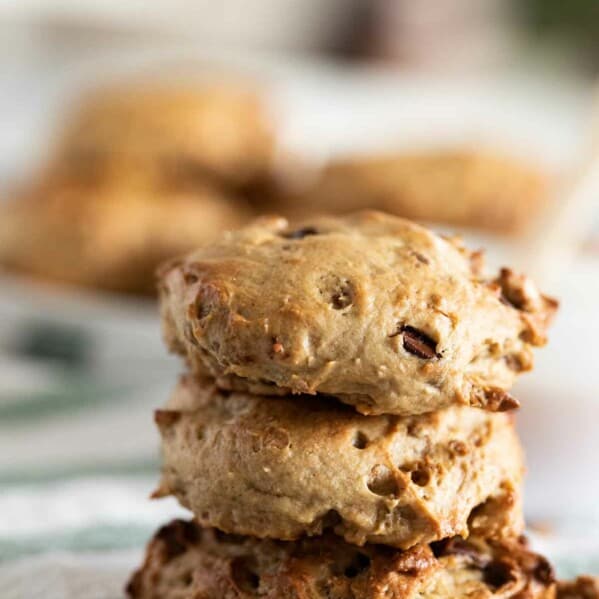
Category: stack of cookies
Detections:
[{"x1": 128, "y1": 211, "x2": 563, "y2": 598}]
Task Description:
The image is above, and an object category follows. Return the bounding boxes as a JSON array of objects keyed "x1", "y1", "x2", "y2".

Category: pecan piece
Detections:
[{"x1": 394, "y1": 326, "x2": 440, "y2": 359}]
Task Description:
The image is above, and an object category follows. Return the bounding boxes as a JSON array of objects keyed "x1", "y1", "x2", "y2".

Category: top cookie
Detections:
[{"x1": 160, "y1": 211, "x2": 556, "y2": 416}]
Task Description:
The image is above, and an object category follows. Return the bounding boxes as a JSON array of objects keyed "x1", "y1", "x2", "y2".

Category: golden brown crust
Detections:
[
  {"x1": 0, "y1": 177, "x2": 249, "y2": 296},
  {"x1": 283, "y1": 150, "x2": 548, "y2": 233},
  {"x1": 159, "y1": 211, "x2": 556, "y2": 415},
  {"x1": 155, "y1": 375, "x2": 524, "y2": 548},
  {"x1": 557, "y1": 577, "x2": 599, "y2": 599},
  {"x1": 126, "y1": 519, "x2": 556, "y2": 599},
  {"x1": 53, "y1": 81, "x2": 274, "y2": 190}
]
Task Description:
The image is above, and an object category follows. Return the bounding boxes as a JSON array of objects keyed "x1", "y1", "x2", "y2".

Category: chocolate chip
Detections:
[
  {"x1": 393, "y1": 326, "x2": 440, "y2": 359},
  {"x1": 282, "y1": 226, "x2": 319, "y2": 239},
  {"x1": 483, "y1": 559, "x2": 517, "y2": 589},
  {"x1": 410, "y1": 467, "x2": 431, "y2": 487},
  {"x1": 352, "y1": 431, "x2": 369, "y2": 449}
]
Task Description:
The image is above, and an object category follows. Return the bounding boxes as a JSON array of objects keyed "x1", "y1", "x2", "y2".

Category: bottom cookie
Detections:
[{"x1": 127, "y1": 519, "x2": 556, "y2": 599}]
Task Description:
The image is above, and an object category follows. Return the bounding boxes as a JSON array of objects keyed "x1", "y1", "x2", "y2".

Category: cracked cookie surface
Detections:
[
  {"x1": 154, "y1": 376, "x2": 524, "y2": 548},
  {"x1": 160, "y1": 211, "x2": 556, "y2": 415}
]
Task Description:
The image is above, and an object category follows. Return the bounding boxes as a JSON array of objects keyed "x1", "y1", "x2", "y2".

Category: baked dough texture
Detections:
[
  {"x1": 53, "y1": 81, "x2": 274, "y2": 189},
  {"x1": 159, "y1": 211, "x2": 556, "y2": 415},
  {"x1": 0, "y1": 177, "x2": 249, "y2": 295},
  {"x1": 154, "y1": 375, "x2": 524, "y2": 548},
  {"x1": 127, "y1": 519, "x2": 556, "y2": 599},
  {"x1": 284, "y1": 150, "x2": 548, "y2": 233}
]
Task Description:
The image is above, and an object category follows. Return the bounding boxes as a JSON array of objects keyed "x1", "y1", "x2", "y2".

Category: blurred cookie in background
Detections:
[
  {"x1": 0, "y1": 76, "x2": 278, "y2": 296},
  {"x1": 50, "y1": 80, "x2": 276, "y2": 193},
  {"x1": 0, "y1": 176, "x2": 250, "y2": 296},
  {"x1": 277, "y1": 149, "x2": 549, "y2": 234}
]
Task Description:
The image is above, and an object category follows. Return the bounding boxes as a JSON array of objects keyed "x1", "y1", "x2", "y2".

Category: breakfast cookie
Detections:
[
  {"x1": 127, "y1": 519, "x2": 556, "y2": 599},
  {"x1": 0, "y1": 177, "x2": 249, "y2": 296},
  {"x1": 154, "y1": 375, "x2": 524, "y2": 548},
  {"x1": 159, "y1": 211, "x2": 556, "y2": 415},
  {"x1": 285, "y1": 150, "x2": 547, "y2": 233},
  {"x1": 53, "y1": 80, "x2": 274, "y2": 190}
]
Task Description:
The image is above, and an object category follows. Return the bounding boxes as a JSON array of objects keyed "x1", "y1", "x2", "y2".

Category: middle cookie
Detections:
[{"x1": 155, "y1": 375, "x2": 524, "y2": 549}]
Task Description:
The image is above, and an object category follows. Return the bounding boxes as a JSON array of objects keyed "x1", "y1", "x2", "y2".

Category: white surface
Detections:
[
  {"x1": 516, "y1": 259, "x2": 599, "y2": 519},
  {"x1": 0, "y1": 383, "x2": 166, "y2": 474},
  {"x1": 0, "y1": 478, "x2": 184, "y2": 538},
  {"x1": 0, "y1": 550, "x2": 139, "y2": 599}
]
